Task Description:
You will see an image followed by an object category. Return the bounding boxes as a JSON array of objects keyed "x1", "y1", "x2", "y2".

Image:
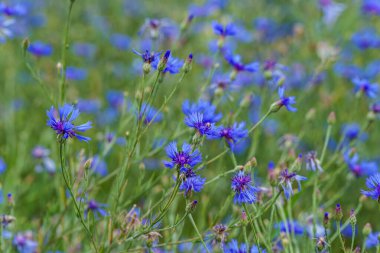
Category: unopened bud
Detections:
[
  {"x1": 240, "y1": 94, "x2": 253, "y2": 108},
  {"x1": 349, "y1": 209, "x2": 357, "y2": 227},
  {"x1": 158, "y1": 50, "x2": 170, "y2": 72},
  {"x1": 362, "y1": 223, "x2": 372, "y2": 236},
  {"x1": 328, "y1": 112, "x2": 336, "y2": 125},
  {"x1": 323, "y1": 212, "x2": 329, "y2": 229},
  {"x1": 335, "y1": 203, "x2": 343, "y2": 221},
  {"x1": 22, "y1": 38, "x2": 30, "y2": 57},
  {"x1": 241, "y1": 211, "x2": 248, "y2": 226},
  {"x1": 306, "y1": 108, "x2": 316, "y2": 121},
  {"x1": 186, "y1": 200, "x2": 198, "y2": 213},
  {"x1": 143, "y1": 62, "x2": 151, "y2": 75},
  {"x1": 182, "y1": 53, "x2": 193, "y2": 73}
]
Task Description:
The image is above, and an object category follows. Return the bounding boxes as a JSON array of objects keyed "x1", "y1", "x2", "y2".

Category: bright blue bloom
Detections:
[
  {"x1": 361, "y1": 173, "x2": 380, "y2": 201},
  {"x1": 351, "y1": 28, "x2": 379, "y2": 50},
  {"x1": 0, "y1": 3, "x2": 27, "y2": 16},
  {"x1": 13, "y1": 232, "x2": 38, "y2": 253},
  {"x1": 223, "y1": 239, "x2": 266, "y2": 253},
  {"x1": 275, "y1": 220, "x2": 305, "y2": 235},
  {"x1": 85, "y1": 199, "x2": 108, "y2": 218},
  {"x1": 184, "y1": 113, "x2": 220, "y2": 136},
  {"x1": 224, "y1": 53, "x2": 259, "y2": 73},
  {"x1": 216, "y1": 122, "x2": 248, "y2": 146},
  {"x1": 366, "y1": 232, "x2": 380, "y2": 248},
  {"x1": 132, "y1": 49, "x2": 161, "y2": 64},
  {"x1": 77, "y1": 99, "x2": 101, "y2": 114},
  {"x1": 341, "y1": 123, "x2": 361, "y2": 141},
  {"x1": 344, "y1": 152, "x2": 378, "y2": 177},
  {"x1": 179, "y1": 170, "x2": 206, "y2": 197},
  {"x1": 0, "y1": 157, "x2": 6, "y2": 174},
  {"x1": 65, "y1": 66, "x2": 87, "y2": 81},
  {"x1": 212, "y1": 21, "x2": 236, "y2": 37},
  {"x1": 110, "y1": 33, "x2": 131, "y2": 51},
  {"x1": 231, "y1": 171, "x2": 259, "y2": 204},
  {"x1": 90, "y1": 155, "x2": 108, "y2": 177},
  {"x1": 362, "y1": 0, "x2": 380, "y2": 16},
  {"x1": 182, "y1": 100, "x2": 222, "y2": 123},
  {"x1": 163, "y1": 142, "x2": 202, "y2": 169},
  {"x1": 277, "y1": 87, "x2": 297, "y2": 112},
  {"x1": 152, "y1": 54, "x2": 184, "y2": 74},
  {"x1": 352, "y1": 78, "x2": 379, "y2": 98},
  {"x1": 278, "y1": 169, "x2": 307, "y2": 199},
  {"x1": 27, "y1": 41, "x2": 53, "y2": 57},
  {"x1": 47, "y1": 104, "x2": 92, "y2": 142},
  {"x1": 137, "y1": 103, "x2": 163, "y2": 124},
  {"x1": 72, "y1": 42, "x2": 97, "y2": 59}
]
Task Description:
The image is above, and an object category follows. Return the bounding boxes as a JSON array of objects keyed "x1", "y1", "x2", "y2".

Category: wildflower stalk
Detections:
[
  {"x1": 243, "y1": 225, "x2": 249, "y2": 249},
  {"x1": 320, "y1": 123, "x2": 333, "y2": 164},
  {"x1": 350, "y1": 225, "x2": 355, "y2": 253},
  {"x1": 336, "y1": 221, "x2": 347, "y2": 253},
  {"x1": 59, "y1": 143, "x2": 98, "y2": 252},
  {"x1": 248, "y1": 109, "x2": 272, "y2": 134},
  {"x1": 188, "y1": 213, "x2": 210, "y2": 253},
  {"x1": 59, "y1": 0, "x2": 75, "y2": 105},
  {"x1": 205, "y1": 166, "x2": 241, "y2": 185},
  {"x1": 242, "y1": 203, "x2": 262, "y2": 253},
  {"x1": 330, "y1": 203, "x2": 362, "y2": 243}
]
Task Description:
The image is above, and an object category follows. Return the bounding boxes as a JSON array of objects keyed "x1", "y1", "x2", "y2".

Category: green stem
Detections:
[
  {"x1": 59, "y1": 0, "x2": 75, "y2": 105},
  {"x1": 249, "y1": 109, "x2": 272, "y2": 134},
  {"x1": 330, "y1": 204, "x2": 362, "y2": 243},
  {"x1": 320, "y1": 124, "x2": 332, "y2": 164},
  {"x1": 205, "y1": 166, "x2": 241, "y2": 185},
  {"x1": 350, "y1": 224, "x2": 355, "y2": 253},
  {"x1": 188, "y1": 213, "x2": 210, "y2": 253},
  {"x1": 336, "y1": 221, "x2": 347, "y2": 253},
  {"x1": 243, "y1": 204, "x2": 262, "y2": 253},
  {"x1": 243, "y1": 226, "x2": 249, "y2": 249},
  {"x1": 59, "y1": 143, "x2": 98, "y2": 252}
]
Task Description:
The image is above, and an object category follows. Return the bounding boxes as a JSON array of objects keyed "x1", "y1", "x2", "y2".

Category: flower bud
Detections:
[
  {"x1": 349, "y1": 209, "x2": 357, "y2": 227},
  {"x1": 362, "y1": 223, "x2": 372, "y2": 236},
  {"x1": 157, "y1": 50, "x2": 170, "y2": 72},
  {"x1": 22, "y1": 38, "x2": 30, "y2": 57},
  {"x1": 323, "y1": 212, "x2": 329, "y2": 229},
  {"x1": 143, "y1": 62, "x2": 151, "y2": 75},
  {"x1": 328, "y1": 112, "x2": 336, "y2": 125},
  {"x1": 241, "y1": 211, "x2": 248, "y2": 226},
  {"x1": 182, "y1": 53, "x2": 193, "y2": 74},
  {"x1": 186, "y1": 200, "x2": 198, "y2": 213},
  {"x1": 335, "y1": 204, "x2": 343, "y2": 221}
]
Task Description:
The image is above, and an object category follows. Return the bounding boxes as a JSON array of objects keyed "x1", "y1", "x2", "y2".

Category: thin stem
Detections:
[
  {"x1": 188, "y1": 213, "x2": 210, "y2": 253},
  {"x1": 249, "y1": 109, "x2": 272, "y2": 134},
  {"x1": 59, "y1": 143, "x2": 98, "y2": 252},
  {"x1": 330, "y1": 204, "x2": 362, "y2": 243},
  {"x1": 350, "y1": 224, "x2": 355, "y2": 253},
  {"x1": 243, "y1": 204, "x2": 262, "y2": 253},
  {"x1": 205, "y1": 166, "x2": 241, "y2": 185},
  {"x1": 336, "y1": 221, "x2": 347, "y2": 253},
  {"x1": 243, "y1": 226, "x2": 249, "y2": 249},
  {"x1": 320, "y1": 124, "x2": 332, "y2": 164}
]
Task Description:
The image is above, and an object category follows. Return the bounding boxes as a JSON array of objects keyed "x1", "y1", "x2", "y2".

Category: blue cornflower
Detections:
[
  {"x1": 370, "y1": 102, "x2": 380, "y2": 113},
  {"x1": 224, "y1": 53, "x2": 259, "y2": 73},
  {"x1": 361, "y1": 173, "x2": 380, "y2": 202},
  {"x1": 152, "y1": 53, "x2": 184, "y2": 74},
  {"x1": 32, "y1": 146, "x2": 55, "y2": 174},
  {"x1": 352, "y1": 78, "x2": 379, "y2": 98},
  {"x1": 72, "y1": 42, "x2": 97, "y2": 59},
  {"x1": 271, "y1": 87, "x2": 297, "y2": 112},
  {"x1": 66, "y1": 66, "x2": 87, "y2": 81},
  {"x1": 342, "y1": 123, "x2": 361, "y2": 141},
  {"x1": 163, "y1": 142, "x2": 202, "y2": 169},
  {"x1": 137, "y1": 103, "x2": 163, "y2": 124},
  {"x1": 223, "y1": 239, "x2": 266, "y2": 253},
  {"x1": 106, "y1": 90, "x2": 125, "y2": 110},
  {"x1": 85, "y1": 199, "x2": 108, "y2": 218},
  {"x1": 90, "y1": 155, "x2": 108, "y2": 177},
  {"x1": 0, "y1": 17, "x2": 14, "y2": 43},
  {"x1": 351, "y1": 28, "x2": 379, "y2": 50},
  {"x1": 47, "y1": 104, "x2": 92, "y2": 142},
  {"x1": 231, "y1": 171, "x2": 259, "y2": 204},
  {"x1": 132, "y1": 49, "x2": 161, "y2": 64},
  {"x1": 0, "y1": 3, "x2": 27, "y2": 16},
  {"x1": 0, "y1": 157, "x2": 6, "y2": 174},
  {"x1": 27, "y1": 41, "x2": 53, "y2": 57},
  {"x1": 344, "y1": 152, "x2": 378, "y2": 177},
  {"x1": 216, "y1": 122, "x2": 248, "y2": 146},
  {"x1": 77, "y1": 99, "x2": 101, "y2": 114},
  {"x1": 275, "y1": 221, "x2": 305, "y2": 235},
  {"x1": 278, "y1": 169, "x2": 307, "y2": 199},
  {"x1": 212, "y1": 21, "x2": 236, "y2": 37},
  {"x1": 305, "y1": 151, "x2": 323, "y2": 172},
  {"x1": 362, "y1": 0, "x2": 380, "y2": 15},
  {"x1": 366, "y1": 232, "x2": 380, "y2": 248},
  {"x1": 182, "y1": 100, "x2": 222, "y2": 123},
  {"x1": 319, "y1": 0, "x2": 346, "y2": 26},
  {"x1": 184, "y1": 113, "x2": 220, "y2": 136},
  {"x1": 13, "y1": 231, "x2": 38, "y2": 253},
  {"x1": 179, "y1": 169, "x2": 206, "y2": 197},
  {"x1": 110, "y1": 33, "x2": 131, "y2": 51}
]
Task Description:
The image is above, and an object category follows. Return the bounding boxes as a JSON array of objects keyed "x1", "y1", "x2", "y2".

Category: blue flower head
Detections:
[
  {"x1": 152, "y1": 53, "x2": 184, "y2": 74},
  {"x1": 184, "y1": 113, "x2": 220, "y2": 136},
  {"x1": 179, "y1": 172, "x2": 206, "y2": 197},
  {"x1": 163, "y1": 142, "x2": 202, "y2": 169},
  {"x1": 351, "y1": 28, "x2": 379, "y2": 50},
  {"x1": 366, "y1": 232, "x2": 380, "y2": 248},
  {"x1": 72, "y1": 42, "x2": 97, "y2": 59},
  {"x1": 90, "y1": 155, "x2": 108, "y2": 177},
  {"x1": 77, "y1": 99, "x2": 101, "y2": 114},
  {"x1": 13, "y1": 231, "x2": 38, "y2": 253},
  {"x1": 273, "y1": 87, "x2": 297, "y2": 112},
  {"x1": 278, "y1": 169, "x2": 307, "y2": 199},
  {"x1": 341, "y1": 123, "x2": 361, "y2": 141},
  {"x1": 0, "y1": 17, "x2": 14, "y2": 44},
  {"x1": 275, "y1": 221, "x2": 305, "y2": 235},
  {"x1": 27, "y1": 41, "x2": 53, "y2": 57},
  {"x1": 182, "y1": 100, "x2": 222, "y2": 123},
  {"x1": 362, "y1": 0, "x2": 380, "y2": 15},
  {"x1": 224, "y1": 53, "x2": 259, "y2": 73},
  {"x1": 110, "y1": 33, "x2": 131, "y2": 51},
  {"x1": 231, "y1": 170, "x2": 259, "y2": 204},
  {"x1": 212, "y1": 21, "x2": 236, "y2": 37},
  {"x1": 361, "y1": 173, "x2": 380, "y2": 202},
  {"x1": 305, "y1": 151, "x2": 323, "y2": 172},
  {"x1": 344, "y1": 152, "x2": 378, "y2": 177},
  {"x1": 137, "y1": 103, "x2": 163, "y2": 125},
  {"x1": 223, "y1": 239, "x2": 266, "y2": 253},
  {"x1": 85, "y1": 199, "x2": 108, "y2": 218},
  {"x1": 0, "y1": 157, "x2": 6, "y2": 174},
  {"x1": 352, "y1": 78, "x2": 379, "y2": 98},
  {"x1": 216, "y1": 122, "x2": 248, "y2": 147},
  {"x1": 65, "y1": 66, "x2": 87, "y2": 81},
  {"x1": 47, "y1": 104, "x2": 92, "y2": 142},
  {"x1": 133, "y1": 49, "x2": 161, "y2": 64}
]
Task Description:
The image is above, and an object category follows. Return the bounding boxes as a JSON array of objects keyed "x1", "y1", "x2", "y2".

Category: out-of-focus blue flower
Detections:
[
  {"x1": 106, "y1": 90, "x2": 125, "y2": 110},
  {"x1": 334, "y1": 63, "x2": 361, "y2": 79},
  {"x1": 319, "y1": 0, "x2": 346, "y2": 26},
  {"x1": 163, "y1": 142, "x2": 202, "y2": 169},
  {"x1": 65, "y1": 66, "x2": 87, "y2": 81},
  {"x1": 223, "y1": 239, "x2": 266, "y2": 253},
  {"x1": 212, "y1": 21, "x2": 236, "y2": 37},
  {"x1": 274, "y1": 87, "x2": 297, "y2": 112},
  {"x1": 224, "y1": 53, "x2": 259, "y2": 74},
  {"x1": 0, "y1": 157, "x2": 6, "y2": 174},
  {"x1": 341, "y1": 123, "x2": 361, "y2": 142},
  {"x1": 352, "y1": 78, "x2": 379, "y2": 98},
  {"x1": 361, "y1": 173, "x2": 380, "y2": 201},
  {"x1": 47, "y1": 104, "x2": 92, "y2": 142},
  {"x1": 370, "y1": 102, "x2": 380, "y2": 114},
  {"x1": 344, "y1": 152, "x2": 378, "y2": 177},
  {"x1": 351, "y1": 28, "x2": 379, "y2": 50},
  {"x1": 110, "y1": 33, "x2": 131, "y2": 51},
  {"x1": 366, "y1": 232, "x2": 380, "y2": 248},
  {"x1": 137, "y1": 103, "x2": 163, "y2": 124},
  {"x1": 0, "y1": 3, "x2": 27, "y2": 16},
  {"x1": 32, "y1": 146, "x2": 55, "y2": 174},
  {"x1": 27, "y1": 41, "x2": 53, "y2": 57},
  {"x1": 275, "y1": 221, "x2": 305, "y2": 235},
  {"x1": 152, "y1": 54, "x2": 184, "y2": 74},
  {"x1": 231, "y1": 171, "x2": 259, "y2": 204},
  {"x1": 362, "y1": 0, "x2": 380, "y2": 16},
  {"x1": 182, "y1": 100, "x2": 222, "y2": 123},
  {"x1": 85, "y1": 199, "x2": 108, "y2": 218},
  {"x1": 13, "y1": 231, "x2": 38, "y2": 253},
  {"x1": 77, "y1": 99, "x2": 101, "y2": 114},
  {"x1": 278, "y1": 169, "x2": 307, "y2": 199},
  {"x1": 305, "y1": 151, "x2": 323, "y2": 172},
  {"x1": 90, "y1": 155, "x2": 108, "y2": 177},
  {"x1": 0, "y1": 17, "x2": 14, "y2": 43},
  {"x1": 139, "y1": 18, "x2": 179, "y2": 42},
  {"x1": 72, "y1": 42, "x2": 97, "y2": 59}
]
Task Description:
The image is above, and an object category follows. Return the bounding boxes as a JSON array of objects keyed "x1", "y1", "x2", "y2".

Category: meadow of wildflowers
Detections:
[{"x1": 1, "y1": 0, "x2": 380, "y2": 252}]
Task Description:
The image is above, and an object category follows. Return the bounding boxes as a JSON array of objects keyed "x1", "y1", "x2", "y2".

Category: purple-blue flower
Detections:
[
  {"x1": 137, "y1": 103, "x2": 163, "y2": 124},
  {"x1": 65, "y1": 66, "x2": 87, "y2": 81},
  {"x1": 184, "y1": 113, "x2": 220, "y2": 136},
  {"x1": 90, "y1": 155, "x2": 108, "y2": 177},
  {"x1": 0, "y1": 157, "x2": 6, "y2": 174},
  {"x1": 272, "y1": 87, "x2": 297, "y2": 112},
  {"x1": 361, "y1": 173, "x2": 380, "y2": 202},
  {"x1": 110, "y1": 33, "x2": 131, "y2": 51},
  {"x1": 179, "y1": 168, "x2": 206, "y2": 197},
  {"x1": 163, "y1": 142, "x2": 202, "y2": 169},
  {"x1": 152, "y1": 53, "x2": 184, "y2": 74},
  {"x1": 344, "y1": 152, "x2": 378, "y2": 177},
  {"x1": 305, "y1": 151, "x2": 323, "y2": 172},
  {"x1": 216, "y1": 122, "x2": 248, "y2": 146},
  {"x1": 133, "y1": 49, "x2": 161, "y2": 64},
  {"x1": 77, "y1": 99, "x2": 101, "y2": 114},
  {"x1": 0, "y1": 17, "x2": 14, "y2": 43},
  {"x1": 362, "y1": 0, "x2": 380, "y2": 16},
  {"x1": 47, "y1": 104, "x2": 92, "y2": 142},
  {"x1": 182, "y1": 100, "x2": 222, "y2": 123},
  {"x1": 224, "y1": 53, "x2": 259, "y2": 73},
  {"x1": 278, "y1": 169, "x2": 307, "y2": 199},
  {"x1": 27, "y1": 41, "x2": 53, "y2": 57},
  {"x1": 212, "y1": 21, "x2": 236, "y2": 37},
  {"x1": 231, "y1": 171, "x2": 259, "y2": 204},
  {"x1": 352, "y1": 78, "x2": 379, "y2": 98},
  {"x1": 366, "y1": 232, "x2": 380, "y2": 248},
  {"x1": 351, "y1": 28, "x2": 379, "y2": 50},
  {"x1": 275, "y1": 220, "x2": 305, "y2": 235},
  {"x1": 13, "y1": 231, "x2": 38, "y2": 253},
  {"x1": 32, "y1": 146, "x2": 55, "y2": 174},
  {"x1": 223, "y1": 239, "x2": 266, "y2": 253},
  {"x1": 85, "y1": 199, "x2": 108, "y2": 218}
]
